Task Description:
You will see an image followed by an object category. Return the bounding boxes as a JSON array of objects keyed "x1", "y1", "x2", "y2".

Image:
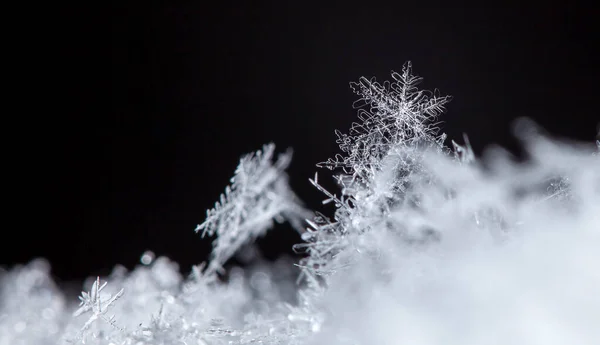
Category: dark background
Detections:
[{"x1": 4, "y1": 2, "x2": 598, "y2": 285}]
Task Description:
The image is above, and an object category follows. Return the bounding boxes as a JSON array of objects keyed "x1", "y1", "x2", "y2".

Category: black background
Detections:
[{"x1": 3, "y1": 2, "x2": 598, "y2": 286}]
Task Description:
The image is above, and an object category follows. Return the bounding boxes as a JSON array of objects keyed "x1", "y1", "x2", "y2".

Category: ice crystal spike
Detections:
[{"x1": 452, "y1": 134, "x2": 475, "y2": 163}]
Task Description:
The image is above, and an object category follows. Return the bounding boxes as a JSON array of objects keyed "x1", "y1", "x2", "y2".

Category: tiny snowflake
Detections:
[{"x1": 73, "y1": 277, "x2": 124, "y2": 338}]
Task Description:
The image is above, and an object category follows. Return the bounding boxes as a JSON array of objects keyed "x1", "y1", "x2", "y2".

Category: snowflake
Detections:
[
  {"x1": 196, "y1": 143, "x2": 309, "y2": 275},
  {"x1": 318, "y1": 61, "x2": 451, "y2": 178},
  {"x1": 73, "y1": 277, "x2": 124, "y2": 339}
]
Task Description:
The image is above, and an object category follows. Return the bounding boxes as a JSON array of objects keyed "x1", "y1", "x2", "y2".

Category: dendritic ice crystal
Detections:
[
  {"x1": 195, "y1": 143, "x2": 310, "y2": 276},
  {"x1": 1, "y1": 62, "x2": 599, "y2": 345},
  {"x1": 72, "y1": 277, "x2": 124, "y2": 339}
]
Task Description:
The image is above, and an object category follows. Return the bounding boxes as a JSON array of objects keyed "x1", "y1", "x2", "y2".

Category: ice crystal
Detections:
[
  {"x1": 196, "y1": 143, "x2": 309, "y2": 275},
  {"x1": 300, "y1": 63, "x2": 452, "y2": 286},
  {"x1": 318, "y1": 61, "x2": 451, "y2": 177},
  {"x1": 72, "y1": 277, "x2": 124, "y2": 341},
  {"x1": 1, "y1": 62, "x2": 598, "y2": 345}
]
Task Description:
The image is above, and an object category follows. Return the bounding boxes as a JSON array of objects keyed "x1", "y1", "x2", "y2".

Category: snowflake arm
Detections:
[{"x1": 73, "y1": 277, "x2": 124, "y2": 335}]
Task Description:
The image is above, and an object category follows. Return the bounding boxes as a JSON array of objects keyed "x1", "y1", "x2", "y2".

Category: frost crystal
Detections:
[
  {"x1": 301, "y1": 62, "x2": 452, "y2": 279},
  {"x1": 196, "y1": 143, "x2": 309, "y2": 275},
  {"x1": 451, "y1": 134, "x2": 475, "y2": 164},
  {"x1": 72, "y1": 277, "x2": 124, "y2": 340},
  {"x1": 318, "y1": 61, "x2": 451, "y2": 177},
  {"x1": 1, "y1": 62, "x2": 599, "y2": 345}
]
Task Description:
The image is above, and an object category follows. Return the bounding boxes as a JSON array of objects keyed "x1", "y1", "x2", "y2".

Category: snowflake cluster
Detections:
[{"x1": 1, "y1": 63, "x2": 598, "y2": 345}]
